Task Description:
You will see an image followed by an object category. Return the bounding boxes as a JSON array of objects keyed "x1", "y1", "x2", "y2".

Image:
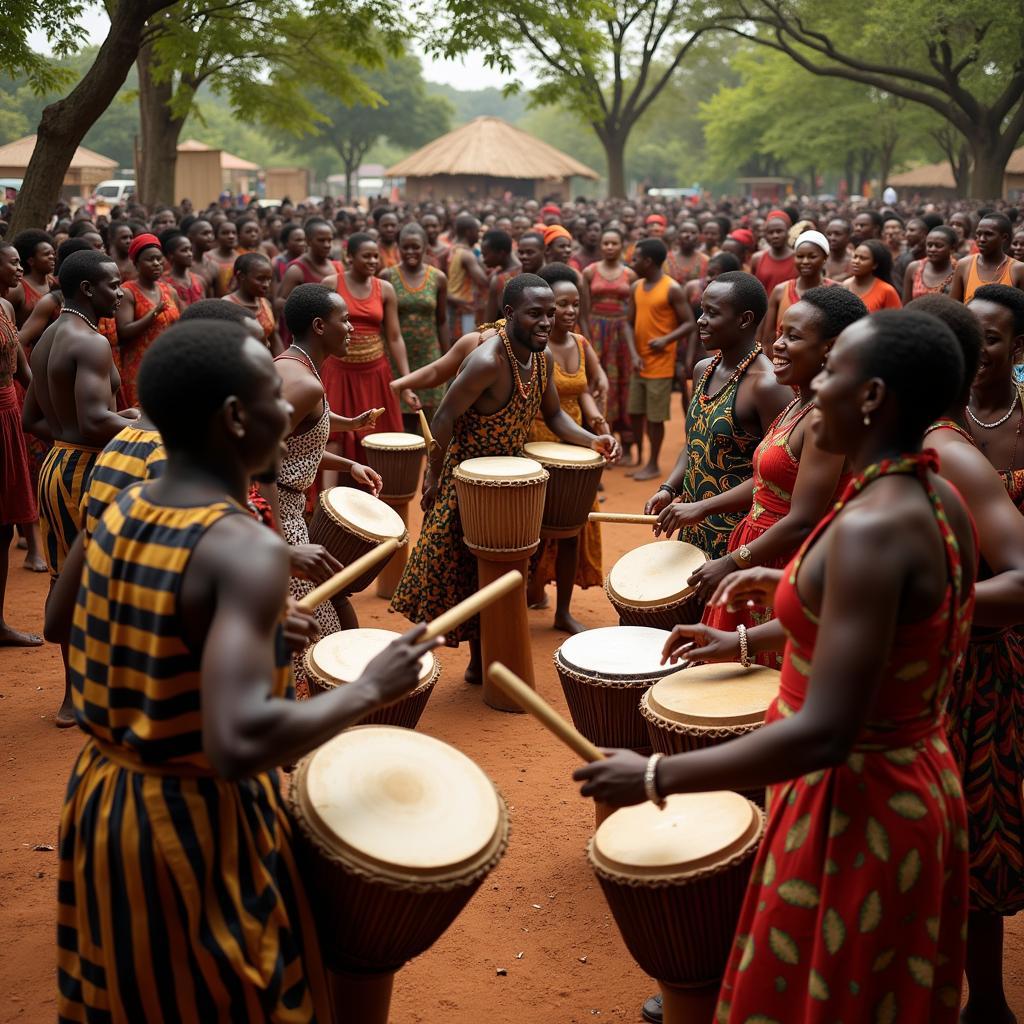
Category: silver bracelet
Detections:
[
  {"x1": 644, "y1": 752, "x2": 666, "y2": 809},
  {"x1": 737, "y1": 624, "x2": 751, "y2": 667}
]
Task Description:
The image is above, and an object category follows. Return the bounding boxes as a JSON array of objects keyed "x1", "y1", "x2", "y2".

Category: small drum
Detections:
[
  {"x1": 589, "y1": 791, "x2": 763, "y2": 1015},
  {"x1": 641, "y1": 662, "x2": 781, "y2": 755},
  {"x1": 362, "y1": 432, "x2": 427, "y2": 503},
  {"x1": 605, "y1": 541, "x2": 708, "y2": 630},
  {"x1": 453, "y1": 456, "x2": 548, "y2": 558},
  {"x1": 523, "y1": 441, "x2": 605, "y2": 538},
  {"x1": 308, "y1": 486, "x2": 408, "y2": 594},
  {"x1": 304, "y1": 628, "x2": 440, "y2": 728},
  {"x1": 555, "y1": 626, "x2": 677, "y2": 750},
  {"x1": 290, "y1": 727, "x2": 509, "y2": 1017}
]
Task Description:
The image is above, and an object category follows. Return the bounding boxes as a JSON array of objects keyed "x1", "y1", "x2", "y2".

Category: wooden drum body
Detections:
[
  {"x1": 453, "y1": 457, "x2": 549, "y2": 711},
  {"x1": 309, "y1": 487, "x2": 408, "y2": 595},
  {"x1": 555, "y1": 627, "x2": 677, "y2": 751},
  {"x1": 362, "y1": 432, "x2": 426, "y2": 504},
  {"x1": 605, "y1": 541, "x2": 708, "y2": 630},
  {"x1": 523, "y1": 441, "x2": 604, "y2": 538},
  {"x1": 589, "y1": 792, "x2": 764, "y2": 1023},
  {"x1": 290, "y1": 727, "x2": 510, "y2": 1024},
  {"x1": 304, "y1": 628, "x2": 440, "y2": 728}
]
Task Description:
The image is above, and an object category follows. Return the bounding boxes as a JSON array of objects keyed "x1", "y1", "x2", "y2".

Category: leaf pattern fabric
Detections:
[{"x1": 716, "y1": 452, "x2": 971, "y2": 1022}]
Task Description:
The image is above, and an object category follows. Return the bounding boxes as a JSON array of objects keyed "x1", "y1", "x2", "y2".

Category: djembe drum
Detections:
[
  {"x1": 453, "y1": 456, "x2": 548, "y2": 711},
  {"x1": 588, "y1": 792, "x2": 764, "y2": 1024},
  {"x1": 304, "y1": 627, "x2": 440, "y2": 728},
  {"x1": 605, "y1": 541, "x2": 708, "y2": 629},
  {"x1": 361, "y1": 432, "x2": 427, "y2": 599},
  {"x1": 309, "y1": 486, "x2": 408, "y2": 595},
  {"x1": 640, "y1": 662, "x2": 781, "y2": 805},
  {"x1": 290, "y1": 726, "x2": 510, "y2": 1024},
  {"x1": 522, "y1": 441, "x2": 605, "y2": 538}
]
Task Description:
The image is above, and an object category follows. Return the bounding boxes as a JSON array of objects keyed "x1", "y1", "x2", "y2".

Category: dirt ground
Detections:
[{"x1": 3, "y1": 412, "x2": 1024, "y2": 1023}]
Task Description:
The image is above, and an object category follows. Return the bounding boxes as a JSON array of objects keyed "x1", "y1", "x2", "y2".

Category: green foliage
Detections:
[
  {"x1": 1, "y1": 0, "x2": 86, "y2": 93},
  {"x1": 424, "y1": 83, "x2": 528, "y2": 126}
]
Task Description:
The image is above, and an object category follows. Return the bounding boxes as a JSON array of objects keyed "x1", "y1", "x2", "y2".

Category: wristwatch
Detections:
[{"x1": 732, "y1": 544, "x2": 753, "y2": 568}]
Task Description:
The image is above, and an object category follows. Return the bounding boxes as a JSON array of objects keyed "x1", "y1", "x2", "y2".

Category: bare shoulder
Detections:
[{"x1": 0, "y1": 297, "x2": 13, "y2": 320}]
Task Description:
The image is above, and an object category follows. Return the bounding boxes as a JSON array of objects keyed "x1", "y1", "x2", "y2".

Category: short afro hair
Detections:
[
  {"x1": 635, "y1": 238, "x2": 667, "y2": 266},
  {"x1": 233, "y1": 251, "x2": 271, "y2": 277},
  {"x1": 57, "y1": 250, "x2": 117, "y2": 299},
  {"x1": 858, "y1": 209, "x2": 884, "y2": 232},
  {"x1": 799, "y1": 286, "x2": 868, "y2": 341},
  {"x1": 55, "y1": 238, "x2": 94, "y2": 272},
  {"x1": 538, "y1": 263, "x2": 580, "y2": 289},
  {"x1": 707, "y1": 252, "x2": 741, "y2": 274},
  {"x1": 502, "y1": 271, "x2": 551, "y2": 310},
  {"x1": 928, "y1": 226, "x2": 959, "y2": 249},
  {"x1": 179, "y1": 298, "x2": 252, "y2": 325},
  {"x1": 482, "y1": 229, "x2": 512, "y2": 256},
  {"x1": 14, "y1": 229, "x2": 53, "y2": 267},
  {"x1": 346, "y1": 232, "x2": 375, "y2": 257},
  {"x1": 138, "y1": 320, "x2": 265, "y2": 450},
  {"x1": 857, "y1": 310, "x2": 964, "y2": 439},
  {"x1": 972, "y1": 284, "x2": 1024, "y2": 336},
  {"x1": 399, "y1": 223, "x2": 426, "y2": 243},
  {"x1": 906, "y1": 294, "x2": 981, "y2": 407},
  {"x1": 710, "y1": 270, "x2": 768, "y2": 326},
  {"x1": 285, "y1": 283, "x2": 339, "y2": 336},
  {"x1": 279, "y1": 222, "x2": 304, "y2": 246},
  {"x1": 980, "y1": 212, "x2": 1013, "y2": 239}
]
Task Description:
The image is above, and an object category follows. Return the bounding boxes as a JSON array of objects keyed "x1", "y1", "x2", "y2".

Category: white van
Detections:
[{"x1": 92, "y1": 180, "x2": 136, "y2": 205}]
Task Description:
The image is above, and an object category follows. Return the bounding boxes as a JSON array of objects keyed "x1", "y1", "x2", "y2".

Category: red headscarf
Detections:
[
  {"x1": 765, "y1": 209, "x2": 792, "y2": 227},
  {"x1": 543, "y1": 225, "x2": 572, "y2": 247},
  {"x1": 128, "y1": 233, "x2": 162, "y2": 262},
  {"x1": 645, "y1": 214, "x2": 668, "y2": 226}
]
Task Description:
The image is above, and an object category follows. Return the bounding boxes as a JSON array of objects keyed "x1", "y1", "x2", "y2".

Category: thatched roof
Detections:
[
  {"x1": 0, "y1": 135, "x2": 117, "y2": 172},
  {"x1": 385, "y1": 117, "x2": 598, "y2": 181},
  {"x1": 887, "y1": 160, "x2": 956, "y2": 190},
  {"x1": 178, "y1": 139, "x2": 260, "y2": 171}
]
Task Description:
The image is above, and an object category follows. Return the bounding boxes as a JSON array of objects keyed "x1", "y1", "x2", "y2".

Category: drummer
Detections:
[
  {"x1": 391, "y1": 273, "x2": 621, "y2": 683},
  {"x1": 55, "y1": 319, "x2": 440, "y2": 1021}
]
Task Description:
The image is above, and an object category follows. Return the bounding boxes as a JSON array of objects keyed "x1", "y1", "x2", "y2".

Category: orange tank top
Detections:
[
  {"x1": 634, "y1": 274, "x2": 680, "y2": 379},
  {"x1": 964, "y1": 254, "x2": 1018, "y2": 304}
]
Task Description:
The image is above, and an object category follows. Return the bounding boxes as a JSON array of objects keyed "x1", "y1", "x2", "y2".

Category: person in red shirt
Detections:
[{"x1": 751, "y1": 211, "x2": 795, "y2": 296}]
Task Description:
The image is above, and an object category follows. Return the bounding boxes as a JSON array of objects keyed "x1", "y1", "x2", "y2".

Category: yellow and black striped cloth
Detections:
[
  {"x1": 58, "y1": 483, "x2": 330, "y2": 1022},
  {"x1": 80, "y1": 424, "x2": 167, "y2": 540},
  {"x1": 38, "y1": 441, "x2": 99, "y2": 577}
]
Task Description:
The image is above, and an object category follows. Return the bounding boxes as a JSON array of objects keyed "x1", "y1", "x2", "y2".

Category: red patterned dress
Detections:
[
  {"x1": 225, "y1": 293, "x2": 276, "y2": 350},
  {"x1": 0, "y1": 307, "x2": 37, "y2": 525},
  {"x1": 703, "y1": 399, "x2": 847, "y2": 667},
  {"x1": 162, "y1": 270, "x2": 205, "y2": 308},
  {"x1": 717, "y1": 453, "x2": 971, "y2": 1023},
  {"x1": 587, "y1": 266, "x2": 633, "y2": 432},
  {"x1": 119, "y1": 280, "x2": 180, "y2": 409}
]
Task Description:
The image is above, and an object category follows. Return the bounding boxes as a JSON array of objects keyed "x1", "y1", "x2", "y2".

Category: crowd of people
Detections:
[{"x1": 3, "y1": 184, "x2": 1024, "y2": 1022}]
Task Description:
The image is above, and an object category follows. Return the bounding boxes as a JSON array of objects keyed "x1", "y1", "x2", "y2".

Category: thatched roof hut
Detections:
[
  {"x1": 386, "y1": 116, "x2": 599, "y2": 201},
  {"x1": 0, "y1": 135, "x2": 118, "y2": 199},
  {"x1": 887, "y1": 160, "x2": 958, "y2": 193}
]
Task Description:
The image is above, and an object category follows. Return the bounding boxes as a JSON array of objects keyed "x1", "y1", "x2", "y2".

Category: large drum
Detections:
[
  {"x1": 290, "y1": 726, "x2": 510, "y2": 1024},
  {"x1": 453, "y1": 456, "x2": 548, "y2": 558},
  {"x1": 589, "y1": 792, "x2": 764, "y2": 1023},
  {"x1": 362, "y1": 432, "x2": 427, "y2": 503},
  {"x1": 308, "y1": 486, "x2": 408, "y2": 594},
  {"x1": 605, "y1": 541, "x2": 708, "y2": 630},
  {"x1": 304, "y1": 628, "x2": 440, "y2": 728},
  {"x1": 555, "y1": 626, "x2": 677, "y2": 750},
  {"x1": 523, "y1": 441, "x2": 604, "y2": 538}
]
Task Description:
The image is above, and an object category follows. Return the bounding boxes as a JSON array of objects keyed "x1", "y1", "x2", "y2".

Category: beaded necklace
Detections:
[{"x1": 499, "y1": 323, "x2": 536, "y2": 400}]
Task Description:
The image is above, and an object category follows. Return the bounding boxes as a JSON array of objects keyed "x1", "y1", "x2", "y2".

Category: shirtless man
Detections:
[{"x1": 22, "y1": 249, "x2": 140, "y2": 726}]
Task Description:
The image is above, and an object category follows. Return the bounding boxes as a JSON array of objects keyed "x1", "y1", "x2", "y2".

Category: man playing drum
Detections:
[
  {"x1": 391, "y1": 273, "x2": 621, "y2": 683},
  {"x1": 55, "y1": 319, "x2": 438, "y2": 1022}
]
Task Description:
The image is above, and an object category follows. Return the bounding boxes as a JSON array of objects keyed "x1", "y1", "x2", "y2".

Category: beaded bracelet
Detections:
[
  {"x1": 644, "y1": 752, "x2": 666, "y2": 809},
  {"x1": 657, "y1": 482, "x2": 678, "y2": 498},
  {"x1": 737, "y1": 624, "x2": 751, "y2": 667}
]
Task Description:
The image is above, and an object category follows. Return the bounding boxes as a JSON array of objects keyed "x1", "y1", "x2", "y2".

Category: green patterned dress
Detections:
[
  {"x1": 680, "y1": 347, "x2": 762, "y2": 559},
  {"x1": 383, "y1": 264, "x2": 445, "y2": 413},
  {"x1": 390, "y1": 341, "x2": 547, "y2": 644}
]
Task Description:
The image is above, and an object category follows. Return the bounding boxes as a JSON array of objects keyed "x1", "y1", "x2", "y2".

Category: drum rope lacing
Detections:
[
  {"x1": 638, "y1": 698, "x2": 767, "y2": 738},
  {"x1": 287, "y1": 768, "x2": 512, "y2": 894},
  {"x1": 585, "y1": 810, "x2": 764, "y2": 888},
  {"x1": 555, "y1": 654, "x2": 674, "y2": 690},
  {"x1": 603, "y1": 578, "x2": 696, "y2": 614}
]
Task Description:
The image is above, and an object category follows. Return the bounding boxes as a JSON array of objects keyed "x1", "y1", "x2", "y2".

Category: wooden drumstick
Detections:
[
  {"x1": 421, "y1": 570, "x2": 522, "y2": 642},
  {"x1": 488, "y1": 663, "x2": 605, "y2": 763},
  {"x1": 588, "y1": 512, "x2": 659, "y2": 525},
  {"x1": 367, "y1": 407, "x2": 386, "y2": 425},
  {"x1": 418, "y1": 409, "x2": 434, "y2": 447},
  {"x1": 296, "y1": 538, "x2": 402, "y2": 611}
]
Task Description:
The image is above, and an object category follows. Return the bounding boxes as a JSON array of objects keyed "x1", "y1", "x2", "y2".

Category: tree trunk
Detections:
[
  {"x1": 968, "y1": 126, "x2": 1016, "y2": 199},
  {"x1": 600, "y1": 126, "x2": 628, "y2": 198},
  {"x1": 8, "y1": 1, "x2": 176, "y2": 234},
  {"x1": 137, "y1": 42, "x2": 186, "y2": 207}
]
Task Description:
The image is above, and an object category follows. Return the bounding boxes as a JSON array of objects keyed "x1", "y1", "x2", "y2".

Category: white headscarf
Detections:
[{"x1": 793, "y1": 230, "x2": 830, "y2": 257}]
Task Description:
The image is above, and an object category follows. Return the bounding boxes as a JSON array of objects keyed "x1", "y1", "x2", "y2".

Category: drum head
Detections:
[
  {"x1": 523, "y1": 441, "x2": 604, "y2": 468},
  {"x1": 361, "y1": 432, "x2": 426, "y2": 451},
  {"x1": 303, "y1": 727, "x2": 502, "y2": 878},
  {"x1": 558, "y1": 626, "x2": 675, "y2": 680},
  {"x1": 647, "y1": 663, "x2": 780, "y2": 728},
  {"x1": 324, "y1": 487, "x2": 406, "y2": 539},
  {"x1": 456, "y1": 456, "x2": 544, "y2": 481},
  {"x1": 308, "y1": 628, "x2": 435, "y2": 687},
  {"x1": 593, "y1": 792, "x2": 760, "y2": 878},
  {"x1": 607, "y1": 542, "x2": 707, "y2": 607}
]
